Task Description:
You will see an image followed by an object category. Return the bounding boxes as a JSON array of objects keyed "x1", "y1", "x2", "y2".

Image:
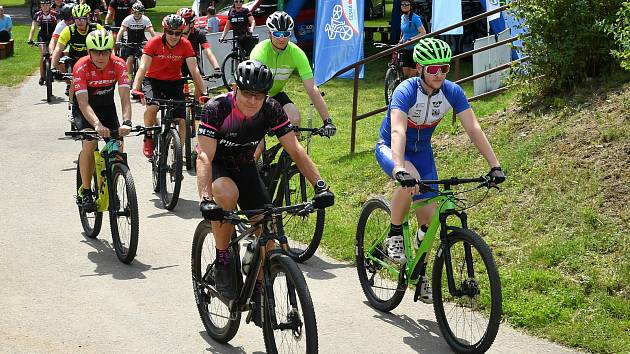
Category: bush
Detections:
[
  {"x1": 511, "y1": 0, "x2": 625, "y2": 94},
  {"x1": 600, "y1": 2, "x2": 630, "y2": 70}
]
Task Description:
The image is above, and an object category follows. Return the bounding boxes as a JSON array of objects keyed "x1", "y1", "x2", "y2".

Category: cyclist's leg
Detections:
[
  {"x1": 142, "y1": 78, "x2": 160, "y2": 127},
  {"x1": 38, "y1": 40, "x2": 46, "y2": 80},
  {"x1": 401, "y1": 49, "x2": 417, "y2": 78}
]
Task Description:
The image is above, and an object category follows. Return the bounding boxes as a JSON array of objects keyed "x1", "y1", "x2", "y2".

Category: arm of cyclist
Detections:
[
  {"x1": 218, "y1": 21, "x2": 230, "y2": 42},
  {"x1": 196, "y1": 135, "x2": 222, "y2": 216},
  {"x1": 104, "y1": 6, "x2": 114, "y2": 25},
  {"x1": 185, "y1": 56, "x2": 205, "y2": 101},
  {"x1": 131, "y1": 54, "x2": 152, "y2": 104},
  {"x1": 147, "y1": 26, "x2": 157, "y2": 38},
  {"x1": 278, "y1": 132, "x2": 334, "y2": 208},
  {"x1": 27, "y1": 20, "x2": 37, "y2": 44},
  {"x1": 248, "y1": 13, "x2": 255, "y2": 34},
  {"x1": 115, "y1": 25, "x2": 127, "y2": 43},
  {"x1": 457, "y1": 108, "x2": 504, "y2": 183},
  {"x1": 303, "y1": 78, "x2": 336, "y2": 136},
  {"x1": 391, "y1": 108, "x2": 421, "y2": 195},
  {"x1": 118, "y1": 85, "x2": 132, "y2": 137},
  {"x1": 202, "y1": 47, "x2": 221, "y2": 76}
]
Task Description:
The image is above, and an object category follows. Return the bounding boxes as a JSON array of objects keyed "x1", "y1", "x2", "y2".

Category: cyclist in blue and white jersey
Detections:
[{"x1": 375, "y1": 38, "x2": 506, "y2": 302}]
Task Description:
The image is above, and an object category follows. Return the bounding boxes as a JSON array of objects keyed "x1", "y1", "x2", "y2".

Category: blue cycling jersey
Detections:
[{"x1": 379, "y1": 77, "x2": 470, "y2": 152}]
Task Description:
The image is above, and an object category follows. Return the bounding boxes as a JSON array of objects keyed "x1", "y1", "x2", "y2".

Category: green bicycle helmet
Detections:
[
  {"x1": 86, "y1": 30, "x2": 114, "y2": 50},
  {"x1": 413, "y1": 38, "x2": 452, "y2": 65},
  {"x1": 72, "y1": 3, "x2": 91, "y2": 18}
]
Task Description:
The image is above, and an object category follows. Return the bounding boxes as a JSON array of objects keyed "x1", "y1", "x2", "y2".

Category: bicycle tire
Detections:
[
  {"x1": 355, "y1": 197, "x2": 405, "y2": 312},
  {"x1": 262, "y1": 254, "x2": 318, "y2": 354},
  {"x1": 220, "y1": 52, "x2": 240, "y2": 91},
  {"x1": 76, "y1": 153, "x2": 103, "y2": 238},
  {"x1": 432, "y1": 228, "x2": 502, "y2": 354},
  {"x1": 109, "y1": 163, "x2": 139, "y2": 264},
  {"x1": 151, "y1": 135, "x2": 160, "y2": 193},
  {"x1": 45, "y1": 58, "x2": 53, "y2": 103},
  {"x1": 159, "y1": 129, "x2": 183, "y2": 210},
  {"x1": 384, "y1": 66, "x2": 401, "y2": 105},
  {"x1": 279, "y1": 167, "x2": 324, "y2": 263},
  {"x1": 184, "y1": 107, "x2": 194, "y2": 170},
  {"x1": 191, "y1": 221, "x2": 241, "y2": 343}
]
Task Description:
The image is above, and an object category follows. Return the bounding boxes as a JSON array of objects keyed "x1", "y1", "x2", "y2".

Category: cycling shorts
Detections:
[
  {"x1": 270, "y1": 91, "x2": 293, "y2": 107},
  {"x1": 401, "y1": 48, "x2": 415, "y2": 69},
  {"x1": 73, "y1": 103, "x2": 120, "y2": 132},
  {"x1": 119, "y1": 43, "x2": 143, "y2": 59},
  {"x1": 212, "y1": 160, "x2": 270, "y2": 211},
  {"x1": 375, "y1": 139, "x2": 438, "y2": 200},
  {"x1": 142, "y1": 78, "x2": 185, "y2": 118}
]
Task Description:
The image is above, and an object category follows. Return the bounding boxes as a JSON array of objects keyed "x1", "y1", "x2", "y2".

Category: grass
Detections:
[{"x1": 0, "y1": 24, "x2": 42, "y2": 86}]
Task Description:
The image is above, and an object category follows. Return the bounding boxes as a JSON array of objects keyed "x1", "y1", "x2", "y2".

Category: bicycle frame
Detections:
[
  {"x1": 93, "y1": 139, "x2": 128, "y2": 212},
  {"x1": 363, "y1": 188, "x2": 466, "y2": 287}
]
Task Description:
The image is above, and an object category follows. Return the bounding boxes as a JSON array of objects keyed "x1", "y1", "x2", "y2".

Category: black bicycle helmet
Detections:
[
  {"x1": 59, "y1": 3, "x2": 75, "y2": 20},
  {"x1": 234, "y1": 60, "x2": 273, "y2": 93},
  {"x1": 265, "y1": 11, "x2": 294, "y2": 32}
]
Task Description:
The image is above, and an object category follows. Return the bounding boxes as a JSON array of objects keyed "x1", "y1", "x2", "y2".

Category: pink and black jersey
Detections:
[{"x1": 198, "y1": 92, "x2": 293, "y2": 164}]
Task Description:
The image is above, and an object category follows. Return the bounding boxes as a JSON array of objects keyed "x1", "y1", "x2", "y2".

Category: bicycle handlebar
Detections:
[
  {"x1": 64, "y1": 125, "x2": 160, "y2": 140},
  {"x1": 144, "y1": 97, "x2": 198, "y2": 108},
  {"x1": 219, "y1": 202, "x2": 315, "y2": 225}
]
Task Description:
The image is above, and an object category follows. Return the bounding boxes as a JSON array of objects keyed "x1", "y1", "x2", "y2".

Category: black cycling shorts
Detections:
[
  {"x1": 270, "y1": 91, "x2": 293, "y2": 107},
  {"x1": 212, "y1": 160, "x2": 270, "y2": 212},
  {"x1": 119, "y1": 43, "x2": 143, "y2": 59},
  {"x1": 73, "y1": 103, "x2": 120, "y2": 132},
  {"x1": 142, "y1": 78, "x2": 186, "y2": 118},
  {"x1": 401, "y1": 48, "x2": 416, "y2": 69}
]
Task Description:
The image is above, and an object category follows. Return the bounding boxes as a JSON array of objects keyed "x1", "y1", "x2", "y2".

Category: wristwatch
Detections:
[{"x1": 315, "y1": 179, "x2": 327, "y2": 190}]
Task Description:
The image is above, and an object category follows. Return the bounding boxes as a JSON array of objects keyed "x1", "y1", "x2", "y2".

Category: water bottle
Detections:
[
  {"x1": 414, "y1": 224, "x2": 429, "y2": 250},
  {"x1": 241, "y1": 241, "x2": 256, "y2": 276}
]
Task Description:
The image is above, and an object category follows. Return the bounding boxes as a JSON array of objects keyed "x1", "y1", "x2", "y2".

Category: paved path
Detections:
[{"x1": 0, "y1": 75, "x2": 583, "y2": 353}]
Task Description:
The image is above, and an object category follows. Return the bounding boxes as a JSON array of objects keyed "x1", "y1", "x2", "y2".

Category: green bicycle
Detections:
[
  {"x1": 355, "y1": 176, "x2": 502, "y2": 354},
  {"x1": 66, "y1": 126, "x2": 158, "y2": 263}
]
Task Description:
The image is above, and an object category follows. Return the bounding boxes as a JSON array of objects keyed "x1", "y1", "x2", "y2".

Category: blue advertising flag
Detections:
[{"x1": 314, "y1": 0, "x2": 364, "y2": 86}]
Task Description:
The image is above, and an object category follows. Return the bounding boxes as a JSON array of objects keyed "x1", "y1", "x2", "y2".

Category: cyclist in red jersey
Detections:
[
  {"x1": 176, "y1": 7, "x2": 220, "y2": 78},
  {"x1": 131, "y1": 14, "x2": 205, "y2": 158},
  {"x1": 73, "y1": 29, "x2": 133, "y2": 211}
]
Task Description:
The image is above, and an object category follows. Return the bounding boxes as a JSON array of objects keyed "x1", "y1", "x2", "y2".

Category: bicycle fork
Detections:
[{"x1": 438, "y1": 210, "x2": 477, "y2": 297}]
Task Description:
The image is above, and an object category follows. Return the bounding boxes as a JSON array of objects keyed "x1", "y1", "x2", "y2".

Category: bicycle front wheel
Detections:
[
  {"x1": 109, "y1": 163, "x2": 139, "y2": 264},
  {"x1": 184, "y1": 107, "x2": 194, "y2": 171},
  {"x1": 159, "y1": 129, "x2": 183, "y2": 210},
  {"x1": 76, "y1": 153, "x2": 103, "y2": 238},
  {"x1": 221, "y1": 52, "x2": 240, "y2": 91},
  {"x1": 355, "y1": 197, "x2": 406, "y2": 312},
  {"x1": 151, "y1": 135, "x2": 160, "y2": 193},
  {"x1": 280, "y1": 167, "x2": 324, "y2": 263},
  {"x1": 384, "y1": 67, "x2": 401, "y2": 105},
  {"x1": 263, "y1": 254, "x2": 318, "y2": 354},
  {"x1": 45, "y1": 57, "x2": 53, "y2": 103},
  {"x1": 191, "y1": 221, "x2": 241, "y2": 343},
  {"x1": 432, "y1": 228, "x2": 502, "y2": 354}
]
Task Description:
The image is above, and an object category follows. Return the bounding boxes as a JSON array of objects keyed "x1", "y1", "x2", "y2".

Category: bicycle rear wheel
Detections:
[
  {"x1": 191, "y1": 221, "x2": 241, "y2": 343},
  {"x1": 109, "y1": 163, "x2": 139, "y2": 264},
  {"x1": 384, "y1": 66, "x2": 401, "y2": 105},
  {"x1": 221, "y1": 52, "x2": 240, "y2": 91},
  {"x1": 76, "y1": 153, "x2": 102, "y2": 238},
  {"x1": 159, "y1": 129, "x2": 183, "y2": 210},
  {"x1": 262, "y1": 254, "x2": 318, "y2": 353},
  {"x1": 45, "y1": 57, "x2": 53, "y2": 103},
  {"x1": 279, "y1": 167, "x2": 324, "y2": 263},
  {"x1": 355, "y1": 197, "x2": 406, "y2": 312},
  {"x1": 432, "y1": 228, "x2": 502, "y2": 354}
]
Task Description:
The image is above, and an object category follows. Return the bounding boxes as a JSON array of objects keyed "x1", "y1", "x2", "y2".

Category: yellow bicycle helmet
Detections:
[
  {"x1": 72, "y1": 3, "x2": 91, "y2": 18},
  {"x1": 86, "y1": 30, "x2": 114, "y2": 51}
]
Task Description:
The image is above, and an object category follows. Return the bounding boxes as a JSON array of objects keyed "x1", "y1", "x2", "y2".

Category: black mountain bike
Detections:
[
  {"x1": 257, "y1": 126, "x2": 327, "y2": 263},
  {"x1": 65, "y1": 126, "x2": 158, "y2": 263},
  {"x1": 376, "y1": 42, "x2": 404, "y2": 105},
  {"x1": 192, "y1": 202, "x2": 319, "y2": 352},
  {"x1": 145, "y1": 97, "x2": 195, "y2": 210},
  {"x1": 29, "y1": 41, "x2": 53, "y2": 102},
  {"x1": 220, "y1": 34, "x2": 259, "y2": 90}
]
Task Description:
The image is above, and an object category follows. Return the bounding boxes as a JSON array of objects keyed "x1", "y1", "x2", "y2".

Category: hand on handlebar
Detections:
[
  {"x1": 27, "y1": 39, "x2": 34, "y2": 46},
  {"x1": 200, "y1": 199, "x2": 224, "y2": 221},
  {"x1": 199, "y1": 95, "x2": 210, "y2": 104},
  {"x1": 218, "y1": 37, "x2": 226, "y2": 43},
  {"x1": 395, "y1": 170, "x2": 421, "y2": 195},
  {"x1": 321, "y1": 117, "x2": 336, "y2": 137},
  {"x1": 95, "y1": 122, "x2": 111, "y2": 138},
  {"x1": 212, "y1": 68, "x2": 222, "y2": 79},
  {"x1": 312, "y1": 184, "x2": 335, "y2": 209},
  {"x1": 51, "y1": 68, "x2": 65, "y2": 81},
  {"x1": 486, "y1": 166, "x2": 506, "y2": 186},
  {"x1": 131, "y1": 89, "x2": 145, "y2": 104}
]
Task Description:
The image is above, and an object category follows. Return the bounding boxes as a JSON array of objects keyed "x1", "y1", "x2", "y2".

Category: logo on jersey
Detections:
[{"x1": 432, "y1": 100, "x2": 443, "y2": 108}]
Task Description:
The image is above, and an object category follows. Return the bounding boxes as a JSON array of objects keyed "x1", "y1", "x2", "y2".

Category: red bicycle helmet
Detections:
[{"x1": 176, "y1": 7, "x2": 196, "y2": 24}]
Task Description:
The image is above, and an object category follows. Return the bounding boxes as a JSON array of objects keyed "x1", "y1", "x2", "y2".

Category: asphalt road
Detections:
[{"x1": 0, "y1": 76, "x2": 582, "y2": 353}]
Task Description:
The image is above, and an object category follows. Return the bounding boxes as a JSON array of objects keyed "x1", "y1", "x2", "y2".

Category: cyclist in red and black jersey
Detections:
[
  {"x1": 82, "y1": 0, "x2": 107, "y2": 24},
  {"x1": 27, "y1": 0, "x2": 58, "y2": 86},
  {"x1": 131, "y1": 14, "x2": 205, "y2": 158},
  {"x1": 177, "y1": 7, "x2": 220, "y2": 78},
  {"x1": 197, "y1": 60, "x2": 334, "y2": 323},
  {"x1": 73, "y1": 29, "x2": 133, "y2": 211}
]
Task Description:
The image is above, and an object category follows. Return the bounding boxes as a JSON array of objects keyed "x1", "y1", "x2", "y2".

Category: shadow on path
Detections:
[
  {"x1": 80, "y1": 236, "x2": 179, "y2": 280},
  {"x1": 198, "y1": 331, "x2": 265, "y2": 354},
  {"x1": 298, "y1": 253, "x2": 353, "y2": 280}
]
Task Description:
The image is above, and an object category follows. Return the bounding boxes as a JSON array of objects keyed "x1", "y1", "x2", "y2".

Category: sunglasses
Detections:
[
  {"x1": 239, "y1": 89, "x2": 266, "y2": 100},
  {"x1": 75, "y1": 17, "x2": 88, "y2": 21},
  {"x1": 424, "y1": 64, "x2": 450, "y2": 75},
  {"x1": 165, "y1": 29, "x2": 182, "y2": 36},
  {"x1": 272, "y1": 30, "x2": 291, "y2": 38},
  {"x1": 401, "y1": 3, "x2": 411, "y2": 6},
  {"x1": 234, "y1": 0, "x2": 243, "y2": 3}
]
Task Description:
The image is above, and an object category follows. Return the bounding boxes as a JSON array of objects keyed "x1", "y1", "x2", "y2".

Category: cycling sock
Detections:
[
  {"x1": 216, "y1": 248, "x2": 231, "y2": 265},
  {"x1": 389, "y1": 223, "x2": 402, "y2": 237}
]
